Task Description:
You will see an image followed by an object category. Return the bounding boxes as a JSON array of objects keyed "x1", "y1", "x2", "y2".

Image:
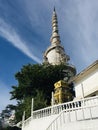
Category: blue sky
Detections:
[{"x1": 0, "y1": 0, "x2": 98, "y2": 112}]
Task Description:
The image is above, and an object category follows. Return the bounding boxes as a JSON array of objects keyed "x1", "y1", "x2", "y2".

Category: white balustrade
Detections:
[
  {"x1": 23, "y1": 95, "x2": 98, "y2": 128},
  {"x1": 46, "y1": 104, "x2": 98, "y2": 130},
  {"x1": 23, "y1": 117, "x2": 32, "y2": 127}
]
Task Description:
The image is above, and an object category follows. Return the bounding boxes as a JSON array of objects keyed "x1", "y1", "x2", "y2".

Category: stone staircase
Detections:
[
  {"x1": 21, "y1": 96, "x2": 98, "y2": 130},
  {"x1": 46, "y1": 104, "x2": 98, "y2": 130},
  {"x1": 23, "y1": 115, "x2": 58, "y2": 130}
]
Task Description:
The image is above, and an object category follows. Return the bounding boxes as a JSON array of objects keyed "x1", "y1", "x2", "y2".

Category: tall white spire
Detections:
[
  {"x1": 50, "y1": 7, "x2": 61, "y2": 45},
  {"x1": 43, "y1": 8, "x2": 70, "y2": 65}
]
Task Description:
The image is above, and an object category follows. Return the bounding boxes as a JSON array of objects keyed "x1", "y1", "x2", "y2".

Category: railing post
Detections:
[
  {"x1": 22, "y1": 111, "x2": 25, "y2": 127},
  {"x1": 81, "y1": 84, "x2": 85, "y2": 120},
  {"x1": 51, "y1": 91, "x2": 54, "y2": 106},
  {"x1": 89, "y1": 107, "x2": 92, "y2": 119},
  {"x1": 75, "y1": 110, "x2": 77, "y2": 121},
  {"x1": 82, "y1": 99, "x2": 85, "y2": 120},
  {"x1": 69, "y1": 110, "x2": 71, "y2": 122},
  {"x1": 63, "y1": 111, "x2": 65, "y2": 124},
  {"x1": 81, "y1": 83, "x2": 84, "y2": 98},
  {"x1": 59, "y1": 117, "x2": 61, "y2": 130},
  {"x1": 31, "y1": 98, "x2": 34, "y2": 118},
  {"x1": 51, "y1": 92, "x2": 54, "y2": 115},
  {"x1": 55, "y1": 120, "x2": 57, "y2": 130}
]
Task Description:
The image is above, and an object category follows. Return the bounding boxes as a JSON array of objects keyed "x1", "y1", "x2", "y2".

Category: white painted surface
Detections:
[
  {"x1": 75, "y1": 69, "x2": 98, "y2": 99},
  {"x1": 22, "y1": 115, "x2": 58, "y2": 130},
  {"x1": 46, "y1": 104, "x2": 98, "y2": 130},
  {"x1": 61, "y1": 119, "x2": 98, "y2": 130},
  {"x1": 22, "y1": 96, "x2": 98, "y2": 130},
  {"x1": 47, "y1": 48, "x2": 65, "y2": 65}
]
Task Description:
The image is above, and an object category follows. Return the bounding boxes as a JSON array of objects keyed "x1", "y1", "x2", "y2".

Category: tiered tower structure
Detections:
[
  {"x1": 43, "y1": 8, "x2": 70, "y2": 65},
  {"x1": 43, "y1": 8, "x2": 76, "y2": 104}
]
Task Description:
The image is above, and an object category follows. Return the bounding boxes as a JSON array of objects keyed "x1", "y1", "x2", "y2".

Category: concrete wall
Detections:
[
  {"x1": 22, "y1": 95, "x2": 98, "y2": 130},
  {"x1": 46, "y1": 104, "x2": 98, "y2": 130},
  {"x1": 22, "y1": 103, "x2": 98, "y2": 130},
  {"x1": 61, "y1": 119, "x2": 98, "y2": 130},
  {"x1": 75, "y1": 69, "x2": 98, "y2": 99},
  {"x1": 22, "y1": 115, "x2": 58, "y2": 130}
]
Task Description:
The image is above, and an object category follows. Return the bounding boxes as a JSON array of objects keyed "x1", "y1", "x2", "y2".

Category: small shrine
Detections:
[{"x1": 53, "y1": 80, "x2": 73, "y2": 104}]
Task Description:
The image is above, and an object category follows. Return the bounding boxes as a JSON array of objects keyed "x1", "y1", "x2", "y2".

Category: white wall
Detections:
[
  {"x1": 75, "y1": 69, "x2": 98, "y2": 99},
  {"x1": 22, "y1": 114, "x2": 58, "y2": 130},
  {"x1": 22, "y1": 103, "x2": 98, "y2": 130},
  {"x1": 61, "y1": 119, "x2": 98, "y2": 130}
]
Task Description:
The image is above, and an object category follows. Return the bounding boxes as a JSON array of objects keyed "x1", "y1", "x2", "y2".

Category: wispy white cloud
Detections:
[
  {"x1": 0, "y1": 0, "x2": 98, "y2": 112},
  {"x1": 58, "y1": 0, "x2": 98, "y2": 71},
  {"x1": 24, "y1": 0, "x2": 98, "y2": 71},
  {"x1": 76, "y1": 1, "x2": 98, "y2": 66},
  {"x1": 0, "y1": 18, "x2": 41, "y2": 63},
  {"x1": 0, "y1": 81, "x2": 16, "y2": 112}
]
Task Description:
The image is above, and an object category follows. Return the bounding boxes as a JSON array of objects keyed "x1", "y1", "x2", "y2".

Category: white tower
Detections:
[{"x1": 43, "y1": 8, "x2": 70, "y2": 65}]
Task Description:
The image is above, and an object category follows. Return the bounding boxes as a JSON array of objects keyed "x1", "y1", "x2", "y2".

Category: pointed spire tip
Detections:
[{"x1": 54, "y1": 6, "x2": 55, "y2": 12}]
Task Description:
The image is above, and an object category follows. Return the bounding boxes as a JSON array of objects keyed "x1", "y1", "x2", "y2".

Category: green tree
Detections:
[
  {"x1": 1, "y1": 126, "x2": 21, "y2": 130},
  {"x1": 34, "y1": 90, "x2": 47, "y2": 110},
  {"x1": 10, "y1": 63, "x2": 76, "y2": 122}
]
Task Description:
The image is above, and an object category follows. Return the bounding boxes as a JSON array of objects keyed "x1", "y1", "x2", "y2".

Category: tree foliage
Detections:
[
  {"x1": 10, "y1": 63, "x2": 75, "y2": 122},
  {"x1": 0, "y1": 126, "x2": 21, "y2": 130}
]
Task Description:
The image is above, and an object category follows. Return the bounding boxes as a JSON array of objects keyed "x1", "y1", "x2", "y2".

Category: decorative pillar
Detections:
[{"x1": 53, "y1": 80, "x2": 72, "y2": 104}]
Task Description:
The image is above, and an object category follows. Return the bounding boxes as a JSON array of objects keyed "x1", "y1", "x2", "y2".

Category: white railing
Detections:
[
  {"x1": 23, "y1": 96, "x2": 98, "y2": 127},
  {"x1": 23, "y1": 117, "x2": 32, "y2": 127},
  {"x1": 46, "y1": 104, "x2": 98, "y2": 130},
  {"x1": 33, "y1": 95, "x2": 98, "y2": 118},
  {"x1": 16, "y1": 121, "x2": 22, "y2": 128}
]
